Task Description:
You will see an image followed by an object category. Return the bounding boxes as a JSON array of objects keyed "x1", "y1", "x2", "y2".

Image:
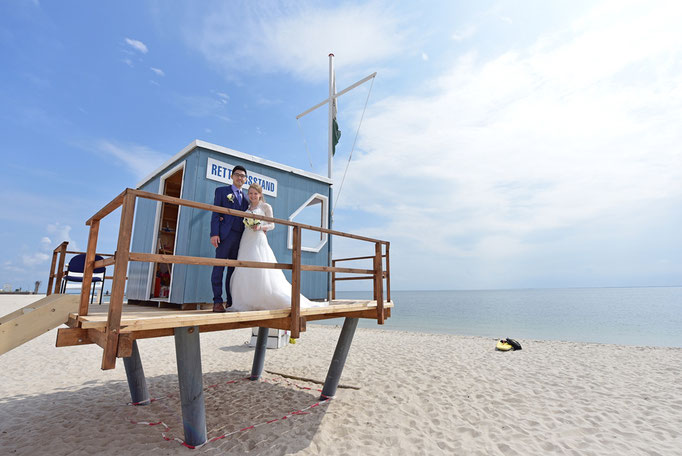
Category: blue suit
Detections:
[{"x1": 210, "y1": 185, "x2": 249, "y2": 305}]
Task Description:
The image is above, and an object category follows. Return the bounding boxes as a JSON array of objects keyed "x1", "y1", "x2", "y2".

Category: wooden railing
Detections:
[
  {"x1": 331, "y1": 248, "x2": 391, "y2": 303},
  {"x1": 76, "y1": 188, "x2": 390, "y2": 369},
  {"x1": 46, "y1": 242, "x2": 114, "y2": 296}
]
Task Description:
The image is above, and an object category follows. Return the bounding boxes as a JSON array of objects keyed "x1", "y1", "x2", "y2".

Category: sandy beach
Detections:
[{"x1": 1, "y1": 295, "x2": 681, "y2": 455}]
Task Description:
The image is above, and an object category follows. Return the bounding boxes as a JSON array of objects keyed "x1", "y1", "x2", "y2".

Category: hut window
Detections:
[{"x1": 287, "y1": 193, "x2": 328, "y2": 253}]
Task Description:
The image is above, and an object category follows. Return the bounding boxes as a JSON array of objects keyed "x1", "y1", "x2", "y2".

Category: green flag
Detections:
[{"x1": 332, "y1": 98, "x2": 341, "y2": 155}]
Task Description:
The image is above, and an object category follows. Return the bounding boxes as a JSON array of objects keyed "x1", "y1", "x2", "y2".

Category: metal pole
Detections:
[
  {"x1": 122, "y1": 340, "x2": 150, "y2": 405},
  {"x1": 250, "y1": 327, "x2": 269, "y2": 380},
  {"x1": 328, "y1": 53, "x2": 334, "y2": 181},
  {"x1": 174, "y1": 326, "x2": 207, "y2": 447},
  {"x1": 327, "y1": 53, "x2": 335, "y2": 303},
  {"x1": 320, "y1": 317, "x2": 359, "y2": 400}
]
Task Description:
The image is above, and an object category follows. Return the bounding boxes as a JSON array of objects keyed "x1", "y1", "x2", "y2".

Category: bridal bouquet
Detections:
[{"x1": 243, "y1": 217, "x2": 261, "y2": 229}]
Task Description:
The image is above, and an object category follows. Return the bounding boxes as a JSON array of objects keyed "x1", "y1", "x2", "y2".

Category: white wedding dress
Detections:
[{"x1": 230, "y1": 203, "x2": 327, "y2": 311}]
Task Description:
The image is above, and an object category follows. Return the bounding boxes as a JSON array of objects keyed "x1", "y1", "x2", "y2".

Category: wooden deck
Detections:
[
  {"x1": 56, "y1": 300, "x2": 393, "y2": 358},
  {"x1": 75, "y1": 300, "x2": 393, "y2": 332}
]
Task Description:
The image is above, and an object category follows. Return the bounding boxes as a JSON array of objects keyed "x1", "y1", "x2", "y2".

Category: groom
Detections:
[{"x1": 210, "y1": 165, "x2": 250, "y2": 312}]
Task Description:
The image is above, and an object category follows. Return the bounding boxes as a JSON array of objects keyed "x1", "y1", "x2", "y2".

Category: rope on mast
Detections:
[{"x1": 333, "y1": 76, "x2": 375, "y2": 215}]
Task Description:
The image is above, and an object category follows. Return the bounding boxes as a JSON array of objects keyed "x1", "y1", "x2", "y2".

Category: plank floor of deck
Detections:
[{"x1": 72, "y1": 300, "x2": 393, "y2": 333}]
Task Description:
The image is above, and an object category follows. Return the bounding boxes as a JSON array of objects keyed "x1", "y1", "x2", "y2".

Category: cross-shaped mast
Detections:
[
  {"x1": 296, "y1": 54, "x2": 376, "y2": 302},
  {"x1": 296, "y1": 54, "x2": 377, "y2": 180}
]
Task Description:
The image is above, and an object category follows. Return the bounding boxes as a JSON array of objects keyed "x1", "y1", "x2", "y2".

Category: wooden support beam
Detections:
[
  {"x1": 102, "y1": 192, "x2": 135, "y2": 370},
  {"x1": 47, "y1": 249, "x2": 59, "y2": 296},
  {"x1": 334, "y1": 275, "x2": 375, "y2": 281},
  {"x1": 128, "y1": 252, "x2": 292, "y2": 270},
  {"x1": 331, "y1": 260, "x2": 336, "y2": 300},
  {"x1": 93, "y1": 256, "x2": 116, "y2": 269},
  {"x1": 54, "y1": 242, "x2": 68, "y2": 294},
  {"x1": 56, "y1": 327, "x2": 91, "y2": 347},
  {"x1": 113, "y1": 316, "x2": 298, "y2": 340},
  {"x1": 305, "y1": 309, "x2": 383, "y2": 321},
  {"x1": 65, "y1": 250, "x2": 113, "y2": 257},
  {"x1": 374, "y1": 242, "x2": 385, "y2": 324},
  {"x1": 290, "y1": 226, "x2": 301, "y2": 339},
  {"x1": 333, "y1": 254, "x2": 387, "y2": 263},
  {"x1": 301, "y1": 265, "x2": 374, "y2": 274},
  {"x1": 79, "y1": 219, "x2": 100, "y2": 317},
  {"x1": 86, "y1": 189, "x2": 126, "y2": 226},
  {"x1": 385, "y1": 242, "x2": 391, "y2": 302},
  {"x1": 56, "y1": 327, "x2": 133, "y2": 357}
]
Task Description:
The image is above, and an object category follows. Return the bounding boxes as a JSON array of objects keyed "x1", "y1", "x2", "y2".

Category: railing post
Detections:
[
  {"x1": 102, "y1": 191, "x2": 136, "y2": 370},
  {"x1": 373, "y1": 242, "x2": 384, "y2": 324},
  {"x1": 46, "y1": 248, "x2": 60, "y2": 296},
  {"x1": 331, "y1": 259, "x2": 337, "y2": 300},
  {"x1": 385, "y1": 242, "x2": 391, "y2": 303},
  {"x1": 79, "y1": 220, "x2": 100, "y2": 317},
  {"x1": 54, "y1": 242, "x2": 68, "y2": 294},
  {"x1": 290, "y1": 225, "x2": 302, "y2": 338}
]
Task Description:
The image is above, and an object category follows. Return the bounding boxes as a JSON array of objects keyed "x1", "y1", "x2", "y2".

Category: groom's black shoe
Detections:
[{"x1": 212, "y1": 303, "x2": 226, "y2": 313}]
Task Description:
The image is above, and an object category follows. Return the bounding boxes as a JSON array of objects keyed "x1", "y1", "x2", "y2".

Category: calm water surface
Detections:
[{"x1": 317, "y1": 287, "x2": 682, "y2": 347}]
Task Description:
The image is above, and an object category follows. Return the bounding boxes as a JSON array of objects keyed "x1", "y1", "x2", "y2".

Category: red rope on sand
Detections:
[{"x1": 126, "y1": 375, "x2": 332, "y2": 450}]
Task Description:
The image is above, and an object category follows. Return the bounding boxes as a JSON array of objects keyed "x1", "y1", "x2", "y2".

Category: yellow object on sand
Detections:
[{"x1": 496, "y1": 340, "x2": 513, "y2": 351}]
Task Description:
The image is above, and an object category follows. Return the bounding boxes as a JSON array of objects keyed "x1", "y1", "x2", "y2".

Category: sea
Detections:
[{"x1": 315, "y1": 287, "x2": 682, "y2": 348}]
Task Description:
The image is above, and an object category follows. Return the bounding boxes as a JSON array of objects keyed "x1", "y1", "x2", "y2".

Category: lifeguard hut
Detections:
[
  {"x1": 0, "y1": 56, "x2": 390, "y2": 449},
  {"x1": 127, "y1": 139, "x2": 332, "y2": 307}
]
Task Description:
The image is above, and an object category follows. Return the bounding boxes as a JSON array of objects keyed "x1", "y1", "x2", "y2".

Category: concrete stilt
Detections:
[
  {"x1": 320, "y1": 317, "x2": 359, "y2": 400},
  {"x1": 250, "y1": 327, "x2": 269, "y2": 380},
  {"x1": 174, "y1": 326, "x2": 207, "y2": 447},
  {"x1": 122, "y1": 340, "x2": 150, "y2": 405}
]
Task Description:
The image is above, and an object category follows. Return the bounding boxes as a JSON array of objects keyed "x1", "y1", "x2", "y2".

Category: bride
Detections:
[{"x1": 230, "y1": 183, "x2": 327, "y2": 311}]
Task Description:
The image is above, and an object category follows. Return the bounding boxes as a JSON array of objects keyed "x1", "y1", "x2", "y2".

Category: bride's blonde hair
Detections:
[{"x1": 248, "y1": 183, "x2": 265, "y2": 203}]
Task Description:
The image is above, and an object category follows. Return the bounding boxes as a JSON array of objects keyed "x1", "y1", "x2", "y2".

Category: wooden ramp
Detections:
[{"x1": 0, "y1": 294, "x2": 79, "y2": 356}]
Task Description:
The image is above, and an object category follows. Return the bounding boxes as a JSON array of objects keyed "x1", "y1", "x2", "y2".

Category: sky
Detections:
[{"x1": 1, "y1": 0, "x2": 681, "y2": 292}]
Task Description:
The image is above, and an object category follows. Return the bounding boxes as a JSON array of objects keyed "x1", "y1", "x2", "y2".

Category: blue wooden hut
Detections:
[{"x1": 127, "y1": 140, "x2": 331, "y2": 307}]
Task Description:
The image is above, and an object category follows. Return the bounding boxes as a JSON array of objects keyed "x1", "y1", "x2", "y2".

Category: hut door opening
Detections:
[{"x1": 150, "y1": 168, "x2": 183, "y2": 300}]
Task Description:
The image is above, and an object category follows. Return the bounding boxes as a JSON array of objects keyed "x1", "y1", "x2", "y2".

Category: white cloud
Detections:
[
  {"x1": 46, "y1": 223, "x2": 77, "y2": 251},
  {"x1": 332, "y1": 1, "x2": 682, "y2": 286},
  {"x1": 189, "y1": 2, "x2": 413, "y2": 81},
  {"x1": 21, "y1": 252, "x2": 50, "y2": 266},
  {"x1": 125, "y1": 37, "x2": 148, "y2": 54},
  {"x1": 214, "y1": 91, "x2": 229, "y2": 104},
  {"x1": 150, "y1": 67, "x2": 165, "y2": 76},
  {"x1": 421, "y1": 52, "x2": 429, "y2": 61},
  {"x1": 451, "y1": 24, "x2": 477, "y2": 42},
  {"x1": 173, "y1": 93, "x2": 229, "y2": 118},
  {"x1": 2, "y1": 262, "x2": 26, "y2": 274},
  {"x1": 94, "y1": 140, "x2": 169, "y2": 180}
]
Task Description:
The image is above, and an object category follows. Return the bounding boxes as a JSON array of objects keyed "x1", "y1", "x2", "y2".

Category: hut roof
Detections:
[{"x1": 136, "y1": 139, "x2": 332, "y2": 189}]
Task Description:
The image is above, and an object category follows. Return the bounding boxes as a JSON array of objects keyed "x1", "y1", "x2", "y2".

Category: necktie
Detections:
[{"x1": 236, "y1": 190, "x2": 242, "y2": 204}]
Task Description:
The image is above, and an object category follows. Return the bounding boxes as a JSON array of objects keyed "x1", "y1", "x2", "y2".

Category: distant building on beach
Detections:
[{"x1": 127, "y1": 140, "x2": 332, "y2": 307}]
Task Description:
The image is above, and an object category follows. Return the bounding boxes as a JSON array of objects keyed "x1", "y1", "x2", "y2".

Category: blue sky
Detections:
[{"x1": 1, "y1": 0, "x2": 681, "y2": 292}]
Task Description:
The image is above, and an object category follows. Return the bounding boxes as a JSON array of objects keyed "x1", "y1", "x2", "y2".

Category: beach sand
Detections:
[{"x1": 1, "y1": 295, "x2": 681, "y2": 455}]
